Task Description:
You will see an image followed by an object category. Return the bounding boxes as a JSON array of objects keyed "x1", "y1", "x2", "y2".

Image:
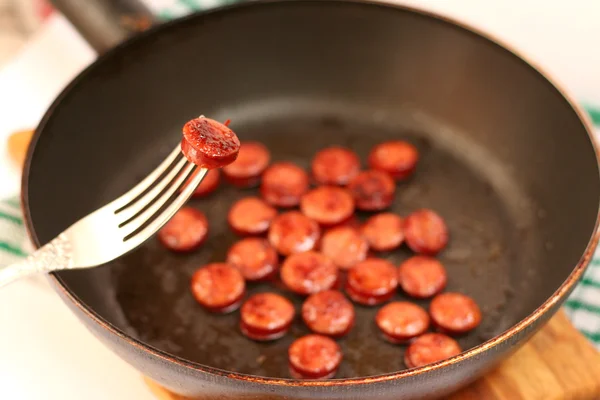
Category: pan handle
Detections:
[{"x1": 49, "y1": 0, "x2": 156, "y2": 54}]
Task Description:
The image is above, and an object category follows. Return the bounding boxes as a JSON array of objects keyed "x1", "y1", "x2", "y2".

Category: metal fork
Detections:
[{"x1": 0, "y1": 145, "x2": 206, "y2": 288}]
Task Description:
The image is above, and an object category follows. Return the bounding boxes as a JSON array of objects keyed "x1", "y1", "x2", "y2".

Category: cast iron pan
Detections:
[{"x1": 24, "y1": 0, "x2": 600, "y2": 398}]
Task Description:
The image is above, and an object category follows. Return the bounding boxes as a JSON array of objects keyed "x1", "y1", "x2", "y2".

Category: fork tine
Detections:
[
  {"x1": 120, "y1": 161, "x2": 199, "y2": 239},
  {"x1": 116, "y1": 155, "x2": 188, "y2": 223},
  {"x1": 124, "y1": 168, "x2": 207, "y2": 250},
  {"x1": 112, "y1": 144, "x2": 182, "y2": 212}
]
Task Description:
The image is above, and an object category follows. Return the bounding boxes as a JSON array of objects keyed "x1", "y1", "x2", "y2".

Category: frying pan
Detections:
[{"x1": 24, "y1": 0, "x2": 600, "y2": 398}]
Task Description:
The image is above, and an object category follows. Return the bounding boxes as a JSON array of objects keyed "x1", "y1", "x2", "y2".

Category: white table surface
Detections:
[{"x1": 0, "y1": 1, "x2": 599, "y2": 399}]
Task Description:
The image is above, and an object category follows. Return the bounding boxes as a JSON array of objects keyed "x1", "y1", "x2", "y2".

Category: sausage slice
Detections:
[
  {"x1": 375, "y1": 302, "x2": 430, "y2": 344},
  {"x1": 311, "y1": 146, "x2": 360, "y2": 186},
  {"x1": 226, "y1": 238, "x2": 278, "y2": 281},
  {"x1": 181, "y1": 116, "x2": 240, "y2": 168},
  {"x1": 281, "y1": 251, "x2": 339, "y2": 296},
  {"x1": 398, "y1": 256, "x2": 447, "y2": 298},
  {"x1": 260, "y1": 162, "x2": 309, "y2": 207},
  {"x1": 429, "y1": 292, "x2": 482, "y2": 334},
  {"x1": 347, "y1": 170, "x2": 396, "y2": 211},
  {"x1": 228, "y1": 197, "x2": 277, "y2": 236},
  {"x1": 288, "y1": 334, "x2": 342, "y2": 379},
  {"x1": 300, "y1": 186, "x2": 355, "y2": 227},
  {"x1": 320, "y1": 226, "x2": 369, "y2": 270},
  {"x1": 222, "y1": 141, "x2": 270, "y2": 187},
  {"x1": 361, "y1": 213, "x2": 404, "y2": 251},
  {"x1": 240, "y1": 293, "x2": 295, "y2": 341},
  {"x1": 182, "y1": 168, "x2": 220, "y2": 197},
  {"x1": 268, "y1": 211, "x2": 320, "y2": 256},
  {"x1": 302, "y1": 290, "x2": 355, "y2": 337},
  {"x1": 404, "y1": 209, "x2": 449, "y2": 255},
  {"x1": 368, "y1": 140, "x2": 419, "y2": 180},
  {"x1": 404, "y1": 333, "x2": 462, "y2": 369},
  {"x1": 191, "y1": 263, "x2": 245, "y2": 313},
  {"x1": 345, "y1": 258, "x2": 398, "y2": 305},
  {"x1": 158, "y1": 207, "x2": 208, "y2": 252}
]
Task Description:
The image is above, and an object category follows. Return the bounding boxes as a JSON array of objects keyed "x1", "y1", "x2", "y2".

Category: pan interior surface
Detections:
[{"x1": 25, "y1": 0, "x2": 600, "y2": 380}]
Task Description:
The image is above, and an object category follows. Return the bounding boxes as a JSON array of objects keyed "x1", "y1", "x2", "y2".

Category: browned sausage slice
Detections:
[
  {"x1": 375, "y1": 302, "x2": 430, "y2": 344},
  {"x1": 240, "y1": 293, "x2": 295, "y2": 341},
  {"x1": 181, "y1": 116, "x2": 240, "y2": 168},
  {"x1": 222, "y1": 141, "x2": 270, "y2": 187},
  {"x1": 288, "y1": 334, "x2": 343, "y2": 379},
  {"x1": 268, "y1": 211, "x2": 320, "y2": 256},
  {"x1": 361, "y1": 213, "x2": 404, "y2": 251},
  {"x1": 228, "y1": 197, "x2": 277, "y2": 236},
  {"x1": 368, "y1": 140, "x2": 419, "y2": 180},
  {"x1": 260, "y1": 162, "x2": 309, "y2": 207},
  {"x1": 158, "y1": 207, "x2": 208, "y2": 252},
  {"x1": 281, "y1": 251, "x2": 339, "y2": 296},
  {"x1": 398, "y1": 256, "x2": 447, "y2": 298},
  {"x1": 300, "y1": 186, "x2": 355, "y2": 227},
  {"x1": 226, "y1": 238, "x2": 278, "y2": 281},
  {"x1": 345, "y1": 258, "x2": 398, "y2": 305},
  {"x1": 404, "y1": 333, "x2": 462, "y2": 368},
  {"x1": 347, "y1": 170, "x2": 396, "y2": 211},
  {"x1": 186, "y1": 169, "x2": 220, "y2": 197},
  {"x1": 191, "y1": 263, "x2": 245, "y2": 313},
  {"x1": 404, "y1": 209, "x2": 449, "y2": 255},
  {"x1": 429, "y1": 292, "x2": 482, "y2": 334},
  {"x1": 311, "y1": 146, "x2": 361, "y2": 186},
  {"x1": 302, "y1": 290, "x2": 355, "y2": 337},
  {"x1": 320, "y1": 226, "x2": 369, "y2": 270}
]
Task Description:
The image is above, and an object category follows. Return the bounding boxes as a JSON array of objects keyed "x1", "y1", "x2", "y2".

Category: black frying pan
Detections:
[{"x1": 24, "y1": 0, "x2": 600, "y2": 398}]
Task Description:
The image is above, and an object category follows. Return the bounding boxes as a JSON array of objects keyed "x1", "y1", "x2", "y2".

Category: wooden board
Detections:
[{"x1": 144, "y1": 311, "x2": 600, "y2": 400}]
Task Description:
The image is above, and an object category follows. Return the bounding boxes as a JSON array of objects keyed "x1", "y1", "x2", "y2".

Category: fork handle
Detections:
[{"x1": 0, "y1": 234, "x2": 75, "y2": 288}]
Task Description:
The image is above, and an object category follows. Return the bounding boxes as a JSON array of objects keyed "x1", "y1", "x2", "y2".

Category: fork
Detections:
[{"x1": 0, "y1": 144, "x2": 206, "y2": 288}]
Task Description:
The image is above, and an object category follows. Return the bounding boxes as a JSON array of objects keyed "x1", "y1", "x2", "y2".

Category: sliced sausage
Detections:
[
  {"x1": 260, "y1": 162, "x2": 309, "y2": 207},
  {"x1": 345, "y1": 258, "x2": 398, "y2": 305},
  {"x1": 398, "y1": 256, "x2": 447, "y2": 298},
  {"x1": 368, "y1": 140, "x2": 419, "y2": 180},
  {"x1": 226, "y1": 238, "x2": 279, "y2": 281},
  {"x1": 181, "y1": 116, "x2": 240, "y2": 169},
  {"x1": 281, "y1": 251, "x2": 339, "y2": 296},
  {"x1": 375, "y1": 302, "x2": 430, "y2": 344},
  {"x1": 404, "y1": 333, "x2": 462, "y2": 369},
  {"x1": 300, "y1": 186, "x2": 355, "y2": 227},
  {"x1": 288, "y1": 334, "x2": 342, "y2": 379},
  {"x1": 222, "y1": 141, "x2": 270, "y2": 187},
  {"x1": 302, "y1": 290, "x2": 355, "y2": 337},
  {"x1": 268, "y1": 211, "x2": 320, "y2": 256},
  {"x1": 320, "y1": 226, "x2": 369, "y2": 270},
  {"x1": 361, "y1": 213, "x2": 404, "y2": 251},
  {"x1": 228, "y1": 197, "x2": 277, "y2": 236},
  {"x1": 191, "y1": 263, "x2": 245, "y2": 313},
  {"x1": 185, "y1": 169, "x2": 220, "y2": 198},
  {"x1": 158, "y1": 207, "x2": 208, "y2": 252},
  {"x1": 347, "y1": 170, "x2": 396, "y2": 211},
  {"x1": 429, "y1": 292, "x2": 482, "y2": 334},
  {"x1": 404, "y1": 209, "x2": 449, "y2": 255},
  {"x1": 240, "y1": 293, "x2": 295, "y2": 341},
  {"x1": 311, "y1": 146, "x2": 361, "y2": 186}
]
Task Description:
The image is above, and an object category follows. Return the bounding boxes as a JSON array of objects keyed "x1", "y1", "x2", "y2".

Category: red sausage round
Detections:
[
  {"x1": 347, "y1": 170, "x2": 396, "y2": 211},
  {"x1": 281, "y1": 251, "x2": 339, "y2": 296},
  {"x1": 158, "y1": 207, "x2": 208, "y2": 252},
  {"x1": 181, "y1": 117, "x2": 240, "y2": 169},
  {"x1": 228, "y1": 197, "x2": 277, "y2": 236},
  {"x1": 185, "y1": 169, "x2": 220, "y2": 198},
  {"x1": 260, "y1": 162, "x2": 309, "y2": 207},
  {"x1": 320, "y1": 226, "x2": 369, "y2": 270},
  {"x1": 268, "y1": 211, "x2": 320, "y2": 256},
  {"x1": 368, "y1": 140, "x2": 419, "y2": 180},
  {"x1": 300, "y1": 186, "x2": 355, "y2": 227},
  {"x1": 226, "y1": 238, "x2": 279, "y2": 281},
  {"x1": 288, "y1": 334, "x2": 342, "y2": 379},
  {"x1": 429, "y1": 292, "x2": 482, "y2": 334},
  {"x1": 361, "y1": 213, "x2": 404, "y2": 251},
  {"x1": 398, "y1": 256, "x2": 447, "y2": 299},
  {"x1": 404, "y1": 209, "x2": 449, "y2": 255},
  {"x1": 311, "y1": 146, "x2": 361, "y2": 186},
  {"x1": 240, "y1": 293, "x2": 295, "y2": 341},
  {"x1": 345, "y1": 258, "x2": 398, "y2": 306},
  {"x1": 302, "y1": 290, "x2": 355, "y2": 337},
  {"x1": 222, "y1": 141, "x2": 270, "y2": 187},
  {"x1": 404, "y1": 333, "x2": 462, "y2": 369},
  {"x1": 191, "y1": 263, "x2": 245, "y2": 313},
  {"x1": 375, "y1": 302, "x2": 430, "y2": 344}
]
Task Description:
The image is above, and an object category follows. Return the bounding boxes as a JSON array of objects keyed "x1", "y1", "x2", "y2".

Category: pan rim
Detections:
[{"x1": 21, "y1": 0, "x2": 600, "y2": 388}]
